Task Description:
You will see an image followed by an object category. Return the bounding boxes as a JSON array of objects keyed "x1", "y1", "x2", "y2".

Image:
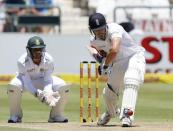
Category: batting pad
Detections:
[
  {"x1": 50, "y1": 84, "x2": 70, "y2": 118},
  {"x1": 103, "y1": 86, "x2": 119, "y2": 117},
  {"x1": 8, "y1": 85, "x2": 23, "y2": 119},
  {"x1": 119, "y1": 84, "x2": 139, "y2": 121},
  {"x1": 124, "y1": 52, "x2": 146, "y2": 86},
  {"x1": 56, "y1": 84, "x2": 71, "y2": 95}
]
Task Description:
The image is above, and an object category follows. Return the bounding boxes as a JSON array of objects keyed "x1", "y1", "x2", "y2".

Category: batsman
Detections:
[
  {"x1": 87, "y1": 13, "x2": 146, "y2": 127},
  {"x1": 7, "y1": 36, "x2": 70, "y2": 123}
]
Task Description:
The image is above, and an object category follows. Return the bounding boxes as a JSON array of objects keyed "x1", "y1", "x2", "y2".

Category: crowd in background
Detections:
[
  {"x1": 0, "y1": 0, "x2": 59, "y2": 33},
  {"x1": 0, "y1": 0, "x2": 173, "y2": 34}
]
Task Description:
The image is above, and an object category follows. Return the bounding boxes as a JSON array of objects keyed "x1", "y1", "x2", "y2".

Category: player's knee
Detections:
[
  {"x1": 54, "y1": 83, "x2": 70, "y2": 92},
  {"x1": 53, "y1": 84, "x2": 70, "y2": 105},
  {"x1": 52, "y1": 76, "x2": 66, "y2": 86},
  {"x1": 124, "y1": 68, "x2": 144, "y2": 86},
  {"x1": 103, "y1": 84, "x2": 119, "y2": 100},
  {"x1": 103, "y1": 85, "x2": 119, "y2": 117},
  {"x1": 9, "y1": 76, "x2": 23, "y2": 88},
  {"x1": 7, "y1": 84, "x2": 22, "y2": 96}
]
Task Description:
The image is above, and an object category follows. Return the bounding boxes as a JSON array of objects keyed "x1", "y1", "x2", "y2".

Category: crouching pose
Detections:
[
  {"x1": 8, "y1": 36, "x2": 70, "y2": 123},
  {"x1": 87, "y1": 13, "x2": 146, "y2": 127}
]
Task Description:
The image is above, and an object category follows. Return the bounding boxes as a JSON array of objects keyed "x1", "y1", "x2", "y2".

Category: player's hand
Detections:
[
  {"x1": 98, "y1": 65, "x2": 110, "y2": 76},
  {"x1": 35, "y1": 89, "x2": 45, "y2": 102},
  {"x1": 86, "y1": 46, "x2": 107, "y2": 64},
  {"x1": 98, "y1": 50, "x2": 107, "y2": 57},
  {"x1": 42, "y1": 91, "x2": 61, "y2": 107},
  {"x1": 35, "y1": 89, "x2": 60, "y2": 107},
  {"x1": 93, "y1": 53, "x2": 104, "y2": 63}
]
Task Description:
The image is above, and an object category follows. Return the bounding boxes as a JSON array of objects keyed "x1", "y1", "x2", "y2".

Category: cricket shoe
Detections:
[
  {"x1": 48, "y1": 115, "x2": 68, "y2": 123},
  {"x1": 97, "y1": 112, "x2": 111, "y2": 126},
  {"x1": 8, "y1": 116, "x2": 22, "y2": 123},
  {"x1": 121, "y1": 108, "x2": 133, "y2": 127},
  {"x1": 122, "y1": 117, "x2": 132, "y2": 127}
]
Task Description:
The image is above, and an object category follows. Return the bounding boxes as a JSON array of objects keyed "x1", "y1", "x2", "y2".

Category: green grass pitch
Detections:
[{"x1": 0, "y1": 83, "x2": 173, "y2": 123}]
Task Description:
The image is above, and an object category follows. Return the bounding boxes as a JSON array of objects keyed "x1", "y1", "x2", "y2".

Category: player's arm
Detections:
[
  {"x1": 104, "y1": 37, "x2": 121, "y2": 67},
  {"x1": 17, "y1": 61, "x2": 45, "y2": 98},
  {"x1": 43, "y1": 60, "x2": 62, "y2": 107},
  {"x1": 17, "y1": 61, "x2": 37, "y2": 94},
  {"x1": 86, "y1": 45, "x2": 105, "y2": 63},
  {"x1": 43, "y1": 59, "x2": 54, "y2": 93},
  {"x1": 98, "y1": 37, "x2": 120, "y2": 75}
]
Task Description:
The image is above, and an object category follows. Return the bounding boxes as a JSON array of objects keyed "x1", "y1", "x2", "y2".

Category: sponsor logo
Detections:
[
  {"x1": 27, "y1": 68, "x2": 35, "y2": 72},
  {"x1": 98, "y1": 45, "x2": 106, "y2": 48},
  {"x1": 40, "y1": 68, "x2": 45, "y2": 72}
]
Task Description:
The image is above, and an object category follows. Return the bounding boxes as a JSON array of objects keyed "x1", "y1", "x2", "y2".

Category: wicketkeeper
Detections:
[
  {"x1": 8, "y1": 36, "x2": 70, "y2": 123},
  {"x1": 87, "y1": 13, "x2": 146, "y2": 127}
]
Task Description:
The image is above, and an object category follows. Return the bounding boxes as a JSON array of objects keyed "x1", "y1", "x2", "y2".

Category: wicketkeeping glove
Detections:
[
  {"x1": 43, "y1": 91, "x2": 61, "y2": 107},
  {"x1": 35, "y1": 89, "x2": 45, "y2": 102},
  {"x1": 35, "y1": 89, "x2": 60, "y2": 107}
]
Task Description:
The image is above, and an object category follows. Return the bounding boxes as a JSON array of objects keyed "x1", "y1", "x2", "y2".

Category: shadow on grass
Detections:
[{"x1": 81, "y1": 124, "x2": 140, "y2": 128}]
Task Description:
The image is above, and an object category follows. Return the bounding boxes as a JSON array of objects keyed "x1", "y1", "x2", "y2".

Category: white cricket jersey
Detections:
[
  {"x1": 17, "y1": 52, "x2": 54, "y2": 84},
  {"x1": 15, "y1": 52, "x2": 54, "y2": 94},
  {"x1": 90, "y1": 23, "x2": 145, "y2": 62}
]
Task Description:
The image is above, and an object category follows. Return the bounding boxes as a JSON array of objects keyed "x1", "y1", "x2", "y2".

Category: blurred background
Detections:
[
  {"x1": 0, "y1": 0, "x2": 173, "y2": 84},
  {"x1": 0, "y1": 0, "x2": 173, "y2": 127}
]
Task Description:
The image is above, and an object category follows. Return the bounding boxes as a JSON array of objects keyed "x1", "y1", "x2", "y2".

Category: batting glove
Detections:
[
  {"x1": 98, "y1": 65, "x2": 110, "y2": 76},
  {"x1": 93, "y1": 53, "x2": 104, "y2": 63}
]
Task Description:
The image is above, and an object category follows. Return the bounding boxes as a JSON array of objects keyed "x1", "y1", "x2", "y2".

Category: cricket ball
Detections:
[{"x1": 127, "y1": 110, "x2": 133, "y2": 116}]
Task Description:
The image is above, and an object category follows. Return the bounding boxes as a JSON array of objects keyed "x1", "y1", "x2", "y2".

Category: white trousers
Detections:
[
  {"x1": 8, "y1": 75, "x2": 69, "y2": 120},
  {"x1": 108, "y1": 52, "x2": 145, "y2": 93},
  {"x1": 103, "y1": 52, "x2": 145, "y2": 118},
  {"x1": 10, "y1": 75, "x2": 66, "y2": 92}
]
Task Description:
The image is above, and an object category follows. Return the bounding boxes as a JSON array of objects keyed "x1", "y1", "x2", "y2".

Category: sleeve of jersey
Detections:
[
  {"x1": 43, "y1": 61, "x2": 54, "y2": 93},
  {"x1": 17, "y1": 62, "x2": 37, "y2": 94},
  {"x1": 109, "y1": 25, "x2": 123, "y2": 40}
]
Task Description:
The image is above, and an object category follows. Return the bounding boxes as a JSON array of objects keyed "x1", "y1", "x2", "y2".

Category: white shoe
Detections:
[
  {"x1": 121, "y1": 108, "x2": 133, "y2": 127},
  {"x1": 97, "y1": 112, "x2": 111, "y2": 126},
  {"x1": 48, "y1": 115, "x2": 68, "y2": 123},
  {"x1": 122, "y1": 117, "x2": 132, "y2": 127},
  {"x1": 8, "y1": 116, "x2": 22, "y2": 123}
]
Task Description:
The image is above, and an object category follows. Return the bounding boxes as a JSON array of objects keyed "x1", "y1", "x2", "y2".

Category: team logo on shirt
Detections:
[
  {"x1": 40, "y1": 68, "x2": 45, "y2": 72},
  {"x1": 27, "y1": 68, "x2": 35, "y2": 72}
]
